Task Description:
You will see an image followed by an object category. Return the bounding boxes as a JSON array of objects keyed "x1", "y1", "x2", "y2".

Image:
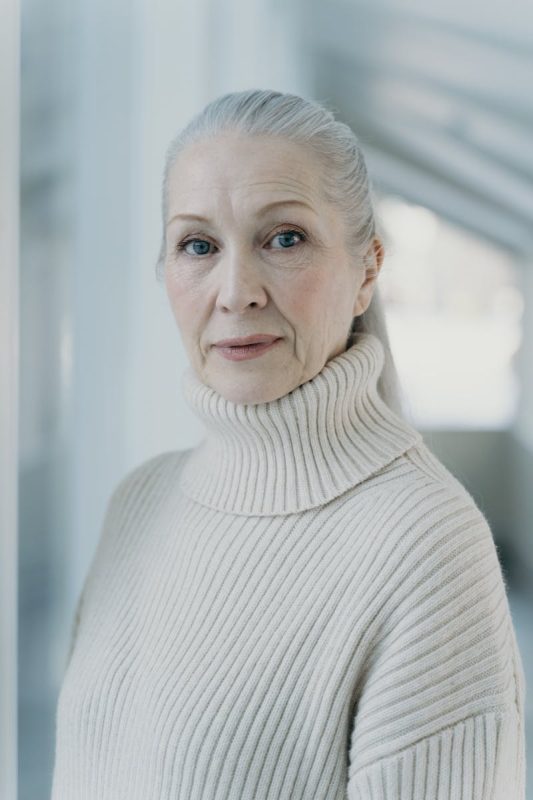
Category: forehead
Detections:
[{"x1": 166, "y1": 133, "x2": 326, "y2": 214}]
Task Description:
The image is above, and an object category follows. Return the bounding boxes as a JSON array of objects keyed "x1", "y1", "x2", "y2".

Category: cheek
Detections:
[
  {"x1": 165, "y1": 265, "x2": 204, "y2": 308},
  {"x1": 280, "y1": 272, "x2": 330, "y2": 321}
]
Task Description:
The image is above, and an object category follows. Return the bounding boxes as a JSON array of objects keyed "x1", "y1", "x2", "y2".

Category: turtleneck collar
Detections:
[{"x1": 177, "y1": 332, "x2": 423, "y2": 517}]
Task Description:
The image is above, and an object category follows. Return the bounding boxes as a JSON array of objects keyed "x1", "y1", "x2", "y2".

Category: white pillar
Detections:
[
  {"x1": 69, "y1": 0, "x2": 142, "y2": 609},
  {"x1": 0, "y1": 1, "x2": 20, "y2": 796}
]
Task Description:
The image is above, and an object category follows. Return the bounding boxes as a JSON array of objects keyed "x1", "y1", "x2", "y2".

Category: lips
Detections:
[
  {"x1": 214, "y1": 335, "x2": 281, "y2": 347},
  {"x1": 213, "y1": 337, "x2": 282, "y2": 361}
]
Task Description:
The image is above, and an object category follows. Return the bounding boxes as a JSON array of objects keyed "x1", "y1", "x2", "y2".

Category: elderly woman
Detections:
[{"x1": 51, "y1": 89, "x2": 526, "y2": 799}]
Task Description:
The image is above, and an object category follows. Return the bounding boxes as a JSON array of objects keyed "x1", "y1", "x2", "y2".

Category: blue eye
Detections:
[
  {"x1": 177, "y1": 238, "x2": 212, "y2": 256},
  {"x1": 270, "y1": 229, "x2": 305, "y2": 249}
]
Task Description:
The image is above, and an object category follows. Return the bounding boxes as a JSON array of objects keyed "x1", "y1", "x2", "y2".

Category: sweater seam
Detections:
[{"x1": 348, "y1": 705, "x2": 517, "y2": 780}]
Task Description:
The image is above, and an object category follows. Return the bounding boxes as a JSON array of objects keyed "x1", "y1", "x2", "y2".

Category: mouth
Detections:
[
  {"x1": 214, "y1": 335, "x2": 281, "y2": 347},
  {"x1": 213, "y1": 338, "x2": 282, "y2": 361}
]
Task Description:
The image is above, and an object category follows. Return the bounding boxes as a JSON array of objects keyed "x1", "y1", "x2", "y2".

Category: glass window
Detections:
[{"x1": 376, "y1": 194, "x2": 523, "y2": 429}]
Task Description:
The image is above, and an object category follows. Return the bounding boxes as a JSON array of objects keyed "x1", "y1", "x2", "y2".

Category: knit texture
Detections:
[{"x1": 51, "y1": 332, "x2": 526, "y2": 799}]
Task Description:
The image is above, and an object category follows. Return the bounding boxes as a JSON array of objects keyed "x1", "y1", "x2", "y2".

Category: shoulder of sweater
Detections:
[
  {"x1": 362, "y1": 441, "x2": 512, "y2": 651},
  {"x1": 406, "y1": 437, "x2": 496, "y2": 537},
  {"x1": 65, "y1": 450, "x2": 191, "y2": 661},
  {"x1": 394, "y1": 441, "x2": 508, "y2": 600},
  {"x1": 89, "y1": 449, "x2": 192, "y2": 557},
  {"x1": 110, "y1": 448, "x2": 191, "y2": 511},
  {"x1": 359, "y1": 438, "x2": 499, "y2": 577},
  {"x1": 367, "y1": 434, "x2": 489, "y2": 523}
]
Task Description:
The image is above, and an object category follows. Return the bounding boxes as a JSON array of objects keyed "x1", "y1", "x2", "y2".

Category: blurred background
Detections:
[{"x1": 1, "y1": 0, "x2": 532, "y2": 796}]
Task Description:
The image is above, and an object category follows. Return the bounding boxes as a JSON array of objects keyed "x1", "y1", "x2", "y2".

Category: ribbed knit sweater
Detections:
[{"x1": 51, "y1": 332, "x2": 526, "y2": 800}]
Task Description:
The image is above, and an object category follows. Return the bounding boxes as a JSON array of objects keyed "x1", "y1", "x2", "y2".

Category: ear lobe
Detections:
[
  {"x1": 352, "y1": 273, "x2": 379, "y2": 317},
  {"x1": 352, "y1": 296, "x2": 365, "y2": 317}
]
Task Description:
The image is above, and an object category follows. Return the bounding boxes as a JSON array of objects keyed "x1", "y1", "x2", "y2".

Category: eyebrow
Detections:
[{"x1": 166, "y1": 199, "x2": 317, "y2": 228}]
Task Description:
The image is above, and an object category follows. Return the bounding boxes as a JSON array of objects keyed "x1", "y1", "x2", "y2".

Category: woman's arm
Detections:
[
  {"x1": 346, "y1": 495, "x2": 526, "y2": 799},
  {"x1": 61, "y1": 450, "x2": 180, "y2": 676}
]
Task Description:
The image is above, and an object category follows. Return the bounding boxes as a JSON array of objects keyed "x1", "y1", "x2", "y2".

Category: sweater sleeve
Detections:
[
  {"x1": 62, "y1": 450, "x2": 179, "y2": 676},
  {"x1": 346, "y1": 489, "x2": 526, "y2": 800},
  {"x1": 61, "y1": 475, "x2": 127, "y2": 676}
]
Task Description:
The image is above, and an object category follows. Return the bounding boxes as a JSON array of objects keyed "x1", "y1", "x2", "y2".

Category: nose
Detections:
[{"x1": 214, "y1": 247, "x2": 268, "y2": 313}]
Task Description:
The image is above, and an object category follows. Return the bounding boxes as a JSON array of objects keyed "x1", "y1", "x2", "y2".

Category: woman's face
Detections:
[{"x1": 164, "y1": 132, "x2": 383, "y2": 404}]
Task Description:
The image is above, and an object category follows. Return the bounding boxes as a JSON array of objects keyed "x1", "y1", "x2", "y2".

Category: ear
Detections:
[{"x1": 352, "y1": 237, "x2": 385, "y2": 317}]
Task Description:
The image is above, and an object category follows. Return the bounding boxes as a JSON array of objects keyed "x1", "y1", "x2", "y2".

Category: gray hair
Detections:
[{"x1": 156, "y1": 88, "x2": 407, "y2": 419}]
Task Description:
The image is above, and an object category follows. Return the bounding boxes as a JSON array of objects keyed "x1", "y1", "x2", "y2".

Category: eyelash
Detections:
[{"x1": 174, "y1": 227, "x2": 307, "y2": 257}]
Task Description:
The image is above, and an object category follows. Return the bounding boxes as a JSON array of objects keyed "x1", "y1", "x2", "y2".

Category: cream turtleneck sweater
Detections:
[{"x1": 51, "y1": 332, "x2": 526, "y2": 799}]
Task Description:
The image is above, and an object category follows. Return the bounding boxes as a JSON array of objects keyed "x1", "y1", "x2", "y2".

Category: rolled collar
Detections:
[{"x1": 177, "y1": 333, "x2": 423, "y2": 516}]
